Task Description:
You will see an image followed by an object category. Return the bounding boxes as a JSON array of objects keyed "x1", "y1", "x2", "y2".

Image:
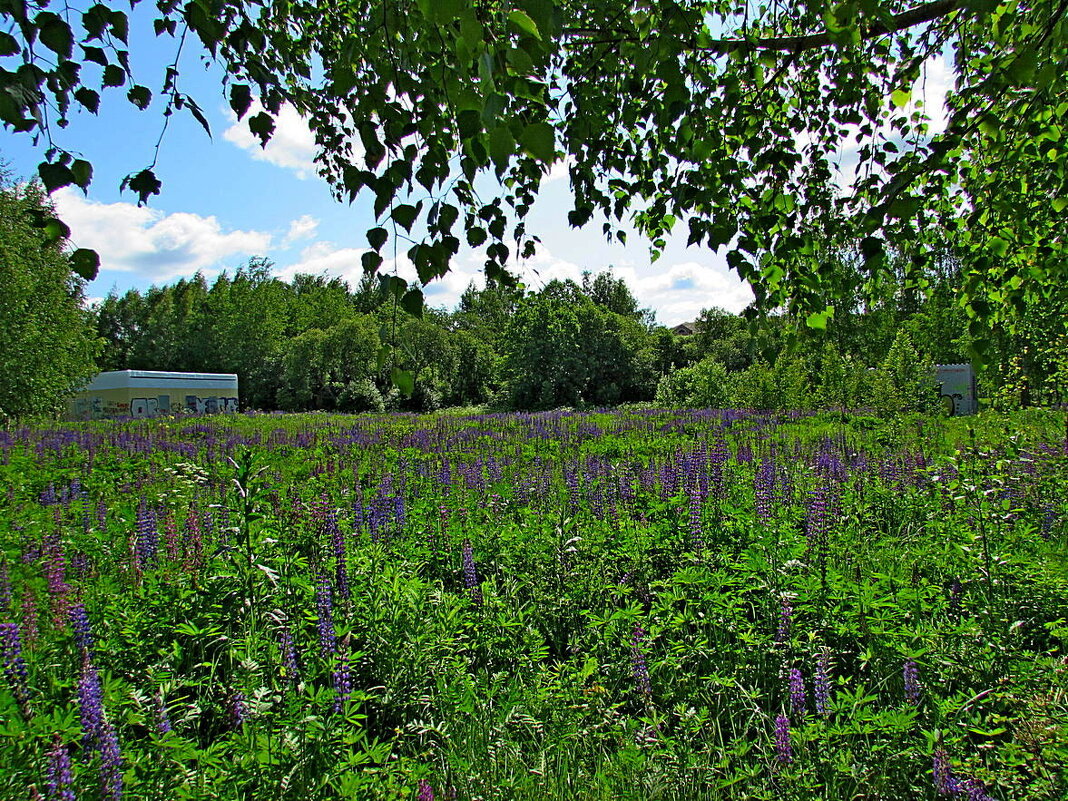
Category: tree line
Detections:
[
  {"x1": 3, "y1": 178, "x2": 1064, "y2": 420},
  {"x1": 91, "y1": 254, "x2": 1065, "y2": 416}
]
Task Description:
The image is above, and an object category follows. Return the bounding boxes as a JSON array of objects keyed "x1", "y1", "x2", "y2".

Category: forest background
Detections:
[{"x1": 4, "y1": 175, "x2": 1065, "y2": 420}]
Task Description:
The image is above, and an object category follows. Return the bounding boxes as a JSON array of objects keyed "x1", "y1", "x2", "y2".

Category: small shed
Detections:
[
  {"x1": 69, "y1": 370, "x2": 239, "y2": 419},
  {"x1": 935, "y1": 364, "x2": 978, "y2": 416}
]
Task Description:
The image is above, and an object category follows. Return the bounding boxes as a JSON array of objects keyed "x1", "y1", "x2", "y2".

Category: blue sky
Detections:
[{"x1": 0, "y1": 8, "x2": 952, "y2": 326}]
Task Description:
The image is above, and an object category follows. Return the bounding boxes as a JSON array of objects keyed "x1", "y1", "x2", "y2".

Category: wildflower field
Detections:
[{"x1": 1, "y1": 409, "x2": 1067, "y2": 800}]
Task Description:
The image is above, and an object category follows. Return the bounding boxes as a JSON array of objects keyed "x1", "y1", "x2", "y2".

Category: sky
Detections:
[{"x1": 0, "y1": 8, "x2": 952, "y2": 327}]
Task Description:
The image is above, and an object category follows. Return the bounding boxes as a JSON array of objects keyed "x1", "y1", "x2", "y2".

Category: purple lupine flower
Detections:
[
  {"x1": 315, "y1": 574, "x2": 337, "y2": 659},
  {"x1": 904, "y1": 659, "x2": 921, "y2": 705},
  {"x1": 98, "y1": 720, "x2": 123, "y2": 800},
  {"x1": 0, "y1": 621, "x2": 30, "y2": 713},
  {"x1": 630, "y1": 624, "x2": 652, "y2": 699},
  {"x1": 163, "y1": 514, "x2": 180, "y2": 561},
  {"x1": 184, "y1": 507, "x2": 203, "y2": 570},
  {"x1": 42, "y1": 532, "x2": 71, "y2": 627},
  {"x1": 814, "y1": 650, "x2": 831, "y2": 716},
  {"x1": 932, "y1": 748, "x2": 959, "y2": 796},
  {"x1": 789, "y1": 668, "x2": 806, "y2": 718},
  {"x1": 155, "y1": 691, "x2": 172, "y2": 734},
  {"x1": 805, "y1": 481, "x2": 832, "y2": 557},
  {"x1": 77, "y1": 653, "x2": 104, "y2": 752},
  {"x1": 774, "y1": 714, "x2": 793, "y2": 765},
  {"x1": 70, "y1": 602, "x2": 93, "y2": 652},
  {"x1": 21, "y1": 590, "x2": 39, "y2": 645},
  {"x1": 416, "y1": 779, "x2": 434, "y2": 801},
  {"x1": 332, "y1": 651, "x2": 352, "y2": 714},
  {"x1": 135, "y1": 501, "x2": 158, "y2": 569},
  {"x1": 755, "y1": 458, "x2": 776, "y2": 523},
  {"x1": 687, "y1": 477, "x2": 704, "y2": 550},
  {"x1": 0, "y1": 560, "x2": 11, "y2": 616},
  {"x1": 326, "y1": 509, "x2": 349, "y2": 602},
  {"x1": 775, "y1": 598, "x2": 793, "y2": 643},
  {"x1": 961, "y1": 777, "x2": 993, "y2": 801},
  {"x1": 1039, "y1": 506, "x2": 1056, "y2": 541},
  {"x1": 46, "y1": 735, "x2": 75, "y2": 801},
  {"x1": 461, "y1": 540, "x2": 482, "y2": 606},
  {"x1": 229, "y1": 691, "x2": 247, "y2": 729},
  {"x1": 279, "y1": 626, "x2": 299, "y2": 685}
]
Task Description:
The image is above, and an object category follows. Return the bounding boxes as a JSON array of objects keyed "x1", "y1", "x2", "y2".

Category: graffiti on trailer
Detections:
[{"x1": 183, "y1": 396, "x2": 239, "y2": 415}]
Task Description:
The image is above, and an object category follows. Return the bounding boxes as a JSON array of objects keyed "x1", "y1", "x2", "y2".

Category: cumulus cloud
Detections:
[
  {"x1": 275, "y1": 240, "x2": 482, "y2": 309},
  {"x1": 512, "y1": 242, "x2": 752, "y2": 326},
  {"x1": 223, "y1": 100, "x2": 319, "y2": 178},
  {"x1": 282, "y1": 214, "x2": 320, "y2": 247},
  {"x1": 52, "y1": 189, "x2": 273, "y2": 283}
]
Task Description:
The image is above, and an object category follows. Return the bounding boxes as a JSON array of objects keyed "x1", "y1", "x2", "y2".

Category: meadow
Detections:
[{"x1": 1, "y1": 408, "x2": 1066, "y2": 800}]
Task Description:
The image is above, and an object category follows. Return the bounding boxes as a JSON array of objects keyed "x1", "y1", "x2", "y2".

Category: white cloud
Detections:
[
  {"x1": 276, "y1": 241, "x2": 485, "y2": 310},
  {"x1": 512, "y1": 243, "x2": 752, "y2": 325},
  {"x1": 223, "y1": 100, "x2": 318, "y2": 178},
  {"x1": 913, "y1": 54, "x2": 953, "y2": 136},
  {"x1": 274, "y1": 241, "x2": 368, "y2": 283},
  {"x1": 282, "y1": 214, "x2": 319, "y2": 247},
  {"x1": 52, "y1": 189, "x2": 273, "y2": 283}
]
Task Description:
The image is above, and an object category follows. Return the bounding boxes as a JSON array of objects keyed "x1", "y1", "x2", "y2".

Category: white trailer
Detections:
[{"x1": 69, "y1": 370, "x2": 239, "y2": 419}]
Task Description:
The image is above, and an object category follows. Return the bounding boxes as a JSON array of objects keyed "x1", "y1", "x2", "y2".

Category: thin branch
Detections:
[{"x1": 565, "y1": 0, "x2": 966, "y2": 55}]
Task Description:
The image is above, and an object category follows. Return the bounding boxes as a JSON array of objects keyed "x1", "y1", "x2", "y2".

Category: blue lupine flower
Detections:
[
  {"x1": 774, "y1": 714, "x2": 792, "y2": 765},
  {"x1": 0, "y1": 621, "x2": 29, "y2": 713},
  {"x1": 630, "y1": 625, "x2": 652, "y2": 699},
  {"x1": 814, "y1": 650, "x2": 831, "y2": 716},
  {"x1": 789, "y1": 668, "x2": 806, "y2": 718},
  {"x1": 46, "y1": 735, "x2": 75, "y2": 801},
  {"x1": 70, "y1": 602, "x2": 93, "y2": 652},
  {"x1": 904, "y1": 659, "x2": 921, "y2": 705}
]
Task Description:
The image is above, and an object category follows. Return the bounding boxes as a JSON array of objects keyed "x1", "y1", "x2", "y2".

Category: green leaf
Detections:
[
  {"x1": 248, "y1": 112, "x2": 275, "y2": 147},
  {"x1": 886, "y1": 196, "x2": 920, "y2": 220},
  {"x1": 127, "y1": 85, "x2": 151, "y2": 110},
  {"x1": 367, "y1": 227, "x2": 388, "y2": 251},
  {"x1": 74, "y1": 87, "x2": 100, "y2": 113},
  {"x1": 400, "y1": 288, "x2": 424, "y2": 318},
  {"x1": 891, "y1": 88, "x2": 910, "y2": 109},
  {"x1": 489, "y1": 126, "x2": 516, "y2": 170},
  {"x1": 507, "y1": 10, "x2": 542, "y2": 39},
  {"x1": 123, "y1": 169, "x2": 161, "y2": 205},
  {"x1": 109, "y1": 10, "x2": 129, "y2": 44},
  {"x1": 520, "y1": 122, "x2": 555, "y2": 163},
  {"x1": 82, "y1": 45, "x2": 108, "y2": 67},
  {"x1": 38, "y1": 161, "x2": 75, "y2": 193},
  {"x1": 70, "y1": 159, "x2": 93, "y2": 191},
  {"x1": 1052, "y1": 197, "x2": 1068, "y2": 213},
  {"x1": 41, "y1": 217, "x2": 71, "y2": 244},
  {"x1": 70, "y1": 248, "x2": 100, "y2": 281},
  {"x1": 988, "y1": 237, "x2": 1009, "y2": 257},
  {"x1": 38, "y1": 13, "x2": 74, "y2": 59},
  {"x1": 806, "y1": 306, "x2": 835, "y2": 329},
  {"x1": 361, "y1": 251, "x2": 383, "y2": 273},
  {"x1": 0, "y1": 32, "x2": 19, "y2": 57},
  {"x1": 391, "y1": 367, "x2": 414, "y2": 397},
  {"x1": 437, "y1": 204, "x2": 459, "y2": 234},
  {"x1": 103, "y1": 64, "x2": 125, "y2": 88},
  {"x1": 417, "y1": 0, "x2": 462, "y2": 23},
  {"x1": 229, "y1": 84, "x2": 252, "y2": 119},
  {"x1": 467, "y1": 226, "x2": 487, "y2": 247},
  {"x1": 392, "y1": 204, "x2": 418, "y2": 233}
]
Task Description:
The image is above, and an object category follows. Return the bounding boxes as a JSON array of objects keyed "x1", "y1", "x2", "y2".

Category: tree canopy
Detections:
[
  {"x1": 3, "y1": 0, "x2": 1067, "y2": 352},
  {"x1": 0, "y1": 178, "x2": 100, "y2": 419}
]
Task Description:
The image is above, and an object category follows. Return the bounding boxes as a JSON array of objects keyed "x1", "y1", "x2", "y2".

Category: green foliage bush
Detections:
[{"x1": 0, "y1": 181, "x2": 99, "y2": 420}]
